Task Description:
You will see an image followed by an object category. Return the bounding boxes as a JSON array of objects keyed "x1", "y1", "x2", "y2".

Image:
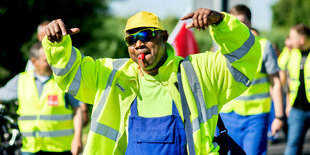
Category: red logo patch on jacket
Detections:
[{"x1": 48, "y1": 95, "x2": 58, "y2": 106}]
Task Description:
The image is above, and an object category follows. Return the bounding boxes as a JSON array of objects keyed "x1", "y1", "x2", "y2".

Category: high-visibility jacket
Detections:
[
  {"x1": 42, "y1": 13, "x2": 261, "y2": 154},
  {"x1": 221, "y1": 37, "x2": 272, "y2": 116},
  {"x1": 17, "y1": 70, "x2": 74, "y2": 153},
  {"x1": 287, "y1": 48, "x2": 310, "y2": 105},
  {"x1": 278, "y1": 47, "x2": 291, "y2": 70}
]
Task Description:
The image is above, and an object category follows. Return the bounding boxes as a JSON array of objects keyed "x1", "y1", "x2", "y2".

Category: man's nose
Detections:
[{"x1": 135, "y1": 40, "x2": 146, "y2": 49}]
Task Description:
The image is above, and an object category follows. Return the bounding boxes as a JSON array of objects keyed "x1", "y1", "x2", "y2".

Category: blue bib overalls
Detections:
[{"x1": 126, "y1": 98, "x2": 187, "y2": 155}]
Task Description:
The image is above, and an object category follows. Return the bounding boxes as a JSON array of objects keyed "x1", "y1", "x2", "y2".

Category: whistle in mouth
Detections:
[{"x1": 138, "y1": 54, "x2": 145, "y2": 60}]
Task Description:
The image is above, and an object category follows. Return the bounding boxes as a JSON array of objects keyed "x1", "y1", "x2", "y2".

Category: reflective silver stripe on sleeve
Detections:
[
  {"x1": 18, "y1": 116, "x2": 36, "y2": 121},
  {"x1": 182, "y1": 57, "x2": 218, "y2": 126},
  {"x1": 192, "y1": 117, "x2": 200, "y2": 132},
  {"x1": 51, "y1": 47, "x2": 77, "y2": 76},
  {"x1": 307, "y1": 77, "x2": 310, "y2": 79},
  {"x1": 191, "y1": 105, "x2": 218, "y2": 133},
  {"x1": 90, "y1": 58, "x2": 128, "y2": 142},
  {"x1": 290, "y1": 90, "x2": 297, "y2": 93},
  {"x1": 67, "y1": 66, "x2": 81, "y2": 96},
  {"x1": 226, "y1": 59, "x2": 251, "y2": 87},
  {"x1": 251, "y1": 77, "x2": 269, "y2": 85},
  {"x1": 236, "y1": 92, "x2": 270, "y2": 100},
  {"x1": 18, "y1": 114, "x2": 73, "y2": 121},
  {"x1": 91, "y1": 121, "x2": 120, "y2": 142},
  {"x1": 22, "y1": 129, "x2": 74, "y2": 137},
  {"x1": 224, "y1": 30, "x2": 255, "y2": 63}
]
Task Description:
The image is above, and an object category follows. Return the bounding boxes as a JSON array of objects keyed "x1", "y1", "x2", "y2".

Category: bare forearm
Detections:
[
  {"x1": 73, "y1": 106, "x2": 83, "y2": 140},
  {"x1": 271, "y1": 77, "x2": 284, "y2": 117},
  {"x1": 72, "y1": 106, "x2": 83, "y2": 155}
]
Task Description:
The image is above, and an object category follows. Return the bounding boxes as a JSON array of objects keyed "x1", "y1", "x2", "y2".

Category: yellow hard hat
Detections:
[{"x1": 124, "y1": 11, "x2": 165, "y2": 32}]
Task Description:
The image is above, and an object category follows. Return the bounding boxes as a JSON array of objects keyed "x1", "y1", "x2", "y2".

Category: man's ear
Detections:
[
  {"x1": 31, "y1": 57, "x2": 36, "y2": 66},
  {"x1": 161, "y1": 30, "x2": 169, "y2": 42},
  {"x1": 300, "y1": 36, "x2": 306, "y2": 46}
]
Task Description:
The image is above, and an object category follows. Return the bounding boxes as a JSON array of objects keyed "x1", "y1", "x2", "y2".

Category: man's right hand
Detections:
[{"x1": 45, "y1": 19, "x2": 80, "y2": 43}]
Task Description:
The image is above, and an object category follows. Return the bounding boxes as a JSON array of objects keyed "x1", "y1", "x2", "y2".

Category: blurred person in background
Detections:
[
  {"x1": 0, "y1": 42, "x2": 83, "y2": 155},
  {"x1": 284, "y1": 24, "x2": 310, "y2": 155},
  {"x1": 25, "y1": 21, "x2": 50, "y2": 71},
  {"x1": 220, "y1": 4, "x2": 284, "y2": 155},
  {"x1": 26, "y1": 21, "x2": 90, "y2": 128},
  {"x1": 274, "y1": 36, "x2": 294, "y2": 141},
  {"x1": 42, "y1": 7, "x2": 261, "y2": 154},
  {"x1": 278, "y1": 36, "x2": 293, "y2": 87}
]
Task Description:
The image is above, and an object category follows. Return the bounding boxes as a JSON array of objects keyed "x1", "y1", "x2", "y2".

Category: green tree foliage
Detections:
[
  {"x1": 272, "y1": 0, "x2": 310, "y2": 29},
  {"x1": 0, "y1": 0, "x2": 107, "y2": 85},
  {"x1": 271, "y1": 0, "x2": 310, "y2": 52}
]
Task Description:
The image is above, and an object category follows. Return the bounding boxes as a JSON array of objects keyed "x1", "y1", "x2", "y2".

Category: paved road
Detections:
[{"x1": 267, "y1": 130, "x2": 310, "y2": 155}]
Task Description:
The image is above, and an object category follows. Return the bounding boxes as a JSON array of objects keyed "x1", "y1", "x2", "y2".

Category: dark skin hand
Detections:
[
  {"x1": 181, "y1": 8, "x2": 225, "y2": 31},
  {"x1": 45, "y1": 19, "x2": 80, "y2": 43}
]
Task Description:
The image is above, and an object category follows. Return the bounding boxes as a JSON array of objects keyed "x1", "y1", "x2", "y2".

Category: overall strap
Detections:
[
  {"x1": 130, "y1": 98, "x2": 138, "y2": 116},
  {"x1": 172, "y1": 101, "x2": 179, "y2": 116},
  {"x1": 177, "y1": 59, "x2": 196, "y2": 155}
]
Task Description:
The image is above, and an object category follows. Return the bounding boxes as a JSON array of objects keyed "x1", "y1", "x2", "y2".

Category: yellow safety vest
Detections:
[
  {"x1": 42, "y1": 13, "x2": 261, "y2": 154},
  {"x1": 287, "y1": 48, "x2": 310, "y2": 105},
  {"x1": 17, "y1": 71, "x2": 74, "y2": 153},
  {"x1": 278, "y1": 47, "x2": 291, "y2": 70},
  {"x1": 221, "y1": 37, "x2": 272, "y2": 115}
]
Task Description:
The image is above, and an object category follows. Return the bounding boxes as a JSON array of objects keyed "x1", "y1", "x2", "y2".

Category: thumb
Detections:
[
  {"x1": 185, "y1": 22, "x2": 194, "y2": 29},
  {"x1": 68, "y1": 28, "x2": 80, "y2": 35}
]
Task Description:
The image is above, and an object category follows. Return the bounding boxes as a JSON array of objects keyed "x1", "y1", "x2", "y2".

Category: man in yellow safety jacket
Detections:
[
  {"x1": 43, "y1": 8, "x2": 261, "y2": 154},
  {"x1": 0, "y1": 42, "x2": 83, "y2": 155},
  {"x1": 284, "y1": 24, "x2": 310, "y2": 155},
  {"x1": 220, "y1": 4, "x2": 284, "y2": 155}
]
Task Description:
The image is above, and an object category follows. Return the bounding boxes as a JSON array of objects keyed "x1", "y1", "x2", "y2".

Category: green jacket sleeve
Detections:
[
  {"x1": 189, "y1": 13, "x2": 261, "y2": 110},
  {"x1": 42, "y1": 35, "x2": 114, "y2": 104}
]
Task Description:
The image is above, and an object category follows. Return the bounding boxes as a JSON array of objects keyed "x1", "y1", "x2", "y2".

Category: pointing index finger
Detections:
[{"x1": 181, "y1": 12, "x2": 194, "y2": 20}]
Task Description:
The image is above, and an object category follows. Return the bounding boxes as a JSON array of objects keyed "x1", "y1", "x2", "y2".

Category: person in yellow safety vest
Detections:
[
  {"x1": 276, "y1": 36, "x2": 293, "y2": 139},
  {"x1": 284, "y1": 24, "x2": 310, "y2": 155},
  {"x1": 278, "y1": 37, "x2": 293, "y2": 72},
  {"x1": 278, "y1": 36, "x2": 293, "y2": 88},
  {"x1": 0, "y1": 42, "x2": 83, "y2": 155},
  {"x1": 42, "y1": 8, "x2": 261, "y2": 154},
  {"x1": 220, "y1": 4, "x2": 284, "y2": 155}
]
